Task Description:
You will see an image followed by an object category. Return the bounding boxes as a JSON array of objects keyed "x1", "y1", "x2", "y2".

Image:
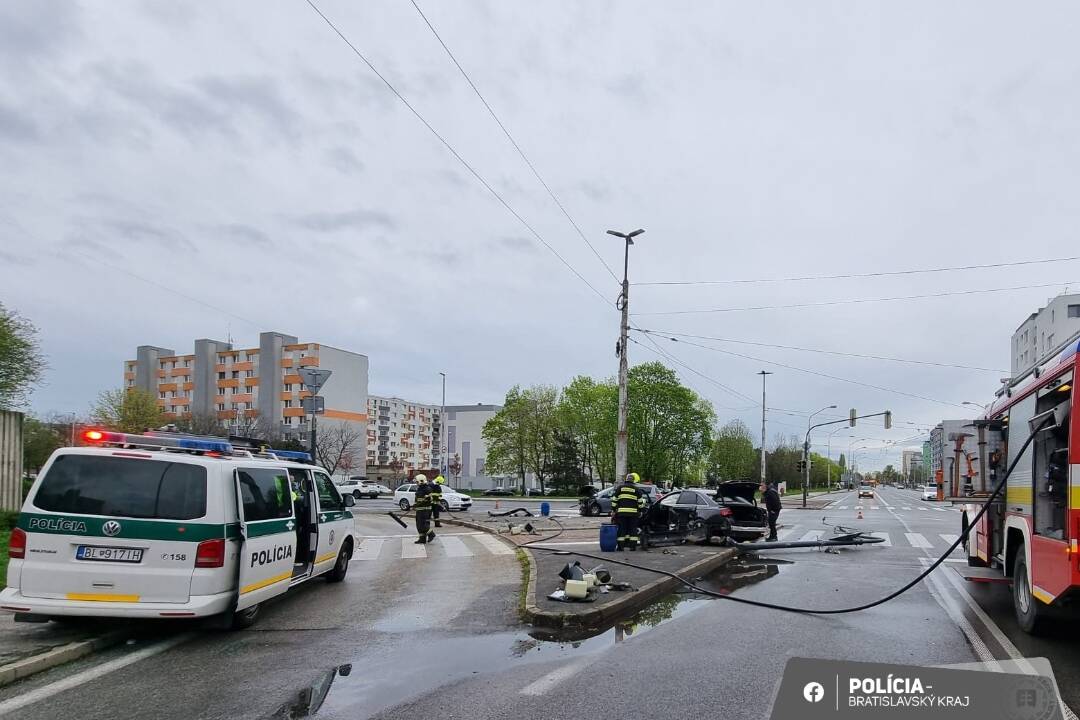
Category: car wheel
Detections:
[
  {"x1": 326, "y1": 543, "x2": 351, "y2": 583},
  {"x1": 1013, "y1": 553, "x2": 1044, "y2": 633},
  {"x1": 589, "y1": 502, "x2": 602, "y2": 516},
  {"x1": 231, "y1": 604, "x2": 261, "y2": 630},
  {"x1": 352, "y1": 490, "x2": 363, "y2": 500},
  {"x1": 399, "y1": 498, "x2": 410, "y2": 511},
  {"x1": 369, "y1": 493, "x2": 379, "y2": 499},
  {"x1": 441, "y1": 500, "x2": 450, "y2": 511}
]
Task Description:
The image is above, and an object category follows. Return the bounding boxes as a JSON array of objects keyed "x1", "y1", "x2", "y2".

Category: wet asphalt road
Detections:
[{"x1": 2, "y1": 487, "x2": 1078, "y2": 718}]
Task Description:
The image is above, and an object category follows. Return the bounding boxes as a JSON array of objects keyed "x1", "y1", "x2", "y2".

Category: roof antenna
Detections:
[{"x1": 227, "y1": 322, "x2": 233, "y2": 347}]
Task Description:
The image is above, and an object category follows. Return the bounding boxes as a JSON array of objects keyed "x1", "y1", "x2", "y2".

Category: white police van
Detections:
[{"x1": 0, "y1": 430, "x2": 356, "y2": 629}]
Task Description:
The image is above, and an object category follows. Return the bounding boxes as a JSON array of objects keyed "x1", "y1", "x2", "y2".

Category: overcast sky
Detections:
[{"x1": 4, "y1": 1, "x2": 1080, "y2": 471}]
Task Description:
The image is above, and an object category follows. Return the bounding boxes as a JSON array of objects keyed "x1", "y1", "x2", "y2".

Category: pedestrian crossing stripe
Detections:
[
  {"x1": 765, "y1": 527, "x2": 967, "y2": 552},
  {"x1": 400, "y1": 539, "x2": 428, "y2": 559},
  {"x1": 905, "y1": 532, "x2": 933, "y2": 548},
  {"x1": 869, "y1": 532, "x2": 891, "y2": 547}
]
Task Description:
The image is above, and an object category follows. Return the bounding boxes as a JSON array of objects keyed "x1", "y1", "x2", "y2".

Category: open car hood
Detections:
[{"x1": 716, "y1": 481, "x2": 759, "y2": 503}]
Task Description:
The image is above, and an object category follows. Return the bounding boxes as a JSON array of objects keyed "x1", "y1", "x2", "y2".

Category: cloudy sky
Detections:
[{"x1": 4, "y1": 1, "x2": 1080, "y2": 470}]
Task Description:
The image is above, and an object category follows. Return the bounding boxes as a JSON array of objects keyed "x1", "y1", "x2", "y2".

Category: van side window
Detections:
[
  {"x1": 313, "y1": 472, "x2": 343, "y2": 510},
  {"x1": 237, "y1": 468, "x2": 293, "y2": 521}
]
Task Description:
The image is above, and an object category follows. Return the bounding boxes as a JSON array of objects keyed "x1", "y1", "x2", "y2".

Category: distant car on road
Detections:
[
  {"x1": 921, "y1": 484, "x2": 938, "y2": 501},
  {"x1": 858, "y1": 484, "x2": 874, "y2": 498},
  {"x1": 394, "y1": 484, "x2": 473, "y2": 511},
  {"x1": 579, "y1": 484, "x2": 662, "y2": 516},
  {"x1": 335, "y1": 478, "x2": 379, "y2": 499},
  {"x1": 483, "y1": 487, "x2": 515, "y2": 497}
]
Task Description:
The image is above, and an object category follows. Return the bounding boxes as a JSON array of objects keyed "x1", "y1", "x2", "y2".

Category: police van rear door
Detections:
[
  {"x1": 234, "y1": 466, "x2": 298, "y2": 611},
  {"x1": 18, "y1": 451, "x2": 209, "y2": 604}
]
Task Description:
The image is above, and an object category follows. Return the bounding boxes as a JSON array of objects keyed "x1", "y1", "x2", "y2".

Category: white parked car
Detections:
[
  {"x1": 335, "y1": 478, "x2": 378, "y2": 499},
  {"x1": 394, "y1": 484, "x2": 473, "y2": 511},
  {"x1": 361, "y1": 481, "x2": 391, "y2": 496},
  {"x1": 921, "y1": 484, "x2": 938, "y2": 501}
]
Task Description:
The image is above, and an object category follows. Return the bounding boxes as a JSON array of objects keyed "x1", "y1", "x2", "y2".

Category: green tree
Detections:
[
  {"x1": 172, "y1": 413, "x2": 229, "y2": 437},
  {"x1": 483, "y1": 386, "x2": 530, "y2": 491},
  {"x1": 90, "y1": 388, "x2": 164, "y2": 433},
  {"x1": 558, "y1": 376, "x2": 617, "y2": 486},
  {"x1": 548, "y1": 429, "x2": 585, "y2": 493},
  {"x1": 626, "y1": 362, "x2": 714, "y2": 484},
  {"x1": 23, "y1": 417, "x2": 63, "y2": 474},
  {"x1": 709, "y1": 419, "x2": 757, "y2": 483},
  {"x1": 0, "y1": 303, "x2": 45, "y2": 409}
]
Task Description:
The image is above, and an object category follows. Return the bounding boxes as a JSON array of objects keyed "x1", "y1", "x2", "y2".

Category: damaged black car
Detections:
[{"x1": 640, "y1": 484, "x2": 768, "y2": 547}]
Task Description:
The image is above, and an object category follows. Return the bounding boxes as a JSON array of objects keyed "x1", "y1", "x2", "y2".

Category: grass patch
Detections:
[{"x1": 515, "y1": 548, "x2": 531, "y2": 619}]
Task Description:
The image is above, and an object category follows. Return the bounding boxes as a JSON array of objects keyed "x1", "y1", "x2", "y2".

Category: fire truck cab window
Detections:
[{"x1": 1033, "y1": 374, "x2": 1071, "y2": 540}]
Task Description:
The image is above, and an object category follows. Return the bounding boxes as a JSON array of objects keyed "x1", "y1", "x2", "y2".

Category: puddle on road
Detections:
[{"x1": 268, "y1": 555, "x2": 785, "y2": 718}]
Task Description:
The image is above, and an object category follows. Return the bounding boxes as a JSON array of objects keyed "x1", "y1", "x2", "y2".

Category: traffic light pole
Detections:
[{"x1": 802, "y1": 411, "x2": 891, "y2": 508}]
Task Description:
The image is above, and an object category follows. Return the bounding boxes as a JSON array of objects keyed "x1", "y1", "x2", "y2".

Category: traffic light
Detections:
[
  {"x1": 884, "y1": 411, "x2": 892, "y2": 430},
  {"x1": 849, "y1": 408, "x2": 857, "y2": 427},
  {"x1": 796, "y1": 460, "x2": 807, "y2": 473}
]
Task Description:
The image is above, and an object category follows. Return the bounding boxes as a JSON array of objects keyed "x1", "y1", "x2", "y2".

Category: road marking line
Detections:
[
  {"x1": 798, "y1": 530, "x2": 824, "y2": 542},
  {"x1": 473, "y1": 533, "x2": 515, "y2": 556},
  {"x1": 905, "y1": 532, "x2": 933, "y2": 548},
  {"x1": 918, "y1": 507, "x2": 930, "y2": 512},
  {"x1": 353, "y1": 538, "x2": 384, "y2": 561},
  {"x1": 836, "y1": 505, "x2": 848, "y2": 510},
  {"x1": 869, "y1": 532, "x2": 891, "y2": 547},
  {"x1": 438, "y1": 535, "x2": 474, "y2": 557},
  {"x1": 520, "y1": 657, "x2": 592, "y2": 695},
  {"x1": 777, "y1": 526, "x2": 800, "y2": 541},
  {"x1": 530, "y1": 541, "x2": 599, "y2": 547},
  {"x1": 870, "y1": 505, "x2": 879, "y2": 510},
  {"x1": 0, "y1": 634, "x2": 193, "y2": 715},
  {"x1": 931, "y1": 507, "x2": 947, "y2": 512},
  {"x1": 401, "y1": 538, "x2": 428, "y2": 559},
  {"x1": 940, "y1": 533, "x2": 960, "y2": 546},
  {"x1": 901, "y1": 507, "x2": 911, "y2": 511},
  {"x1": 919, "y1": 557, "x2": 1000, "y2": 669}
]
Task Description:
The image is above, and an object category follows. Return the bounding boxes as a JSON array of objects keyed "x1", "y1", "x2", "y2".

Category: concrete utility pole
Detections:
[
  {"x1": 439, "y1": 372, "x2": 446, "y2": 478},
  {"x1": 608, "y1": 228, "x2": 644, "y2": 484},
  {"x1": 758, "y1": 371, "x2": 772, "y2": 485}
]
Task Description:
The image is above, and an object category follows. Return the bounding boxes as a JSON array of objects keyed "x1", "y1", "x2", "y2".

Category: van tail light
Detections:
[
  {"x1": 718, "y1": 507, "x2": 733, "y2": 517},
  {"x1": 8, "y1": 528, "x2": 26, "y2": 560},
  {"x1": 195, "y1": 538, "x2": 225, "y2": 568}
]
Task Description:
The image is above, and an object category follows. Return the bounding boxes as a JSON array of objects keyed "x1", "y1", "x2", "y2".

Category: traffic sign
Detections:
[
  {"x1": 299, "y1": 368, "x2": 332, "y2": 393},
  {"x1": 301, "y1": 396, "x2": 325, "y2": 415}
]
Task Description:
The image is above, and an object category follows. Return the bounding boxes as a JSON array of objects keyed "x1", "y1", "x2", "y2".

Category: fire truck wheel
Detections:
[{"x1": 1012, "y1": 554, "x2": 1043, "y2": 633}]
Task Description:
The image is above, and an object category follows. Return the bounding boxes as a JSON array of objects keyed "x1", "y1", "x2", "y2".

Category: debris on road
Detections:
[{"x1": 488, "y1": 507, "x2": 535, "y2": 517}]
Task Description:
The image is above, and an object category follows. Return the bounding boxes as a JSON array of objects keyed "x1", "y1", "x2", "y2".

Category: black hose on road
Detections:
[{"x1": 521, "y1": 421, "x2": 1043, "y2": 616}]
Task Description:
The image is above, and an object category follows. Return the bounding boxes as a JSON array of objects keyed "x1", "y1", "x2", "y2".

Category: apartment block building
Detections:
[
  {"x1": 444, "y1": 404, "x2": 500, "y2": 488},
  {"x1": 1012, "y1": 293, "x2": 1080, "y2": 377},
  {"x1": 366, "y1": 396, "x2": 442, "y2": 472},
  {"x1": 124, "y1": 331, "x2": 368, "y2": 438}
]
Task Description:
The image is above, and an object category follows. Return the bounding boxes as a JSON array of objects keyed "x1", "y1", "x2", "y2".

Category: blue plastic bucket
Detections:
[
  {"x1": 540, "y1": 501, "x2": 551, "y2": 517},
  {"x1": 599, "y1": 523, "x2": 619, "y2": 552}
]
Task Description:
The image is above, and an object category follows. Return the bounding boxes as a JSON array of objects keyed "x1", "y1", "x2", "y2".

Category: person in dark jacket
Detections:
[
  {"x1": 413, "y1": 474, "x2": 436, "y2": 544},
  {"x1": 760, "y1": 482, "x2": 781, "y2": 541}
]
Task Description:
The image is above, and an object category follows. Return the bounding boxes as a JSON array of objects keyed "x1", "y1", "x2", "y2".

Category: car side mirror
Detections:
[{"x1": 342, "y1": 494, "x2": 356, "y2": 507}]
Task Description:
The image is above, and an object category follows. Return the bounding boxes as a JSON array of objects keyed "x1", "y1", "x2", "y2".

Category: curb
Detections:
[
  {"x1": 524, "y1": 547, "x2": 737, "y2": 629},
  {"x1": 441, "y1": 516, "x2": 737, "y2": 629},
  {"x1": 0, "y1": 631, "x2": 127, "y2": 687}
]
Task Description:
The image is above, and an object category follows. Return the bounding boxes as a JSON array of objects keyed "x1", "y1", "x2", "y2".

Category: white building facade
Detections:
[{"x1": 1012, "y1": 294, "x2": 1080, "y2": 377}]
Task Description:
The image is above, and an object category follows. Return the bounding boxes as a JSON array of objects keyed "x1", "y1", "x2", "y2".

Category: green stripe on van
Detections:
[
  {"x1": 18, "y1": 513, "x2": 239, "y2": 543},
  {"x1": 246, "y1": 518, "x2": 295, "y2": 538},
  {"x1": 318, "y1": 510, "x2": 350, "y2": 523}
]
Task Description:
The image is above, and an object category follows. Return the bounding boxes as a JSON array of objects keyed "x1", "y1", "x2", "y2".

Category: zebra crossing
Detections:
[
  {"x1": 829, "y1": 504, "x2": 960, "y2": 513},
  {"x1": 775, "y1": 525, "x2": 967, "y2": 552},
  {"x1": 349, "y1": 532, "x2": 516, "y2": 561}
]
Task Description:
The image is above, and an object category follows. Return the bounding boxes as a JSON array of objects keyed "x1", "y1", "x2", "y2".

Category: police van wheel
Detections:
[
  {"x1": 232, "y1": 604, "x2": 261, "y2": 630},
  {"x1": 326, "y1": 546, "x2": 351, "y2": 583}
]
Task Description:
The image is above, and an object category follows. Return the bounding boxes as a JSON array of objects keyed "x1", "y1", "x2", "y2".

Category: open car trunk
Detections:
[{"x1": 715, "y1": 482, "x2": 768, "y2": 527}]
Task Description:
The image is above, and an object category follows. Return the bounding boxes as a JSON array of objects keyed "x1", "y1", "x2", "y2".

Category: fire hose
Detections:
[{"x1": 518, "y1": 419, "x2": 1046, "y2": 615}]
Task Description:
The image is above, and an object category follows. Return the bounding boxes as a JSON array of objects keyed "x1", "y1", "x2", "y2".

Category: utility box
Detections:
[{"x1": 0, "y1": 410, "x2": 23, "y2": 511}]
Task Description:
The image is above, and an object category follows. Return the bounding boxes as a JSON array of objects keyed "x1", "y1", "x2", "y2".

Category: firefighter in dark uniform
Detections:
[
  {"x1": 430, "y1": 475, "x2": 446, "y2": 527},
  {"x1": 413, "y1": 474, "x2": 436, "y2": 544},
  {"x1": 760, "y1": 481, "x2": 782, "y2": 541},
  {"x1": 612, "y1": 472, "x2": 647, "y2": 550}
]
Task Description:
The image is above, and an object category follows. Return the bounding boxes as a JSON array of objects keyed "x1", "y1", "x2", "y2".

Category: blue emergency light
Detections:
[
  {"x1": 177, "y1": 438, "x2": 233, "y2": 453},
  {"x1": 271, "y1": 449, "x2": 312, "y2": 462}
]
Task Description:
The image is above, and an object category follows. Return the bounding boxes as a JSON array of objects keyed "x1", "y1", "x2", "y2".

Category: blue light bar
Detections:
[
  {"x1": 1059, "y1": 340, "x2": 1080, "y2": 365},
  {"x1": 271, "y1": 450, "x2": 312, "y2": 462},
  {"x1": 177, "y1": 438, "x2": 233, "y2": 453}
]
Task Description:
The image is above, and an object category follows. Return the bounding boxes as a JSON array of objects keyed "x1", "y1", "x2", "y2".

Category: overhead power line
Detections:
[
  {"x1": 634, "y1": 328, "x2": 1009, "y2": 373},
  {"x1": 407, "y1": 0, "x2": 619, "y2": 283},
  {"x1": 304, "y1": 0, "x2": 611, "y2": 305},
  {"x1": 633, "y1": 329, "x2": 970, "y2": 410},
  {"x1": 632, "y1": 280, "x2": 1079, "y2": 316},
  {"x1": 635, "y1": 256, "x2": 1080, "y2": 286},
  {"x1": 629, "y1": 334, "x2": 755, "y2": 408}
]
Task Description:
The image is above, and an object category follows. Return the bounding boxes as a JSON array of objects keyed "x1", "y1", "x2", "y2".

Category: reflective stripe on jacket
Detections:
[
  {"x1": 613, "y1": 482, "x2": 644, "y2": 514},
  {"x1": 414, "y1": 484, "x2": 433, "y2": 510}
]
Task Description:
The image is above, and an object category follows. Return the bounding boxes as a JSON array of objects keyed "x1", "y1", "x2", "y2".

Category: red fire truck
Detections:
[{"x1": 962, "y1": 337, "x2": 1078, "y2": 632}]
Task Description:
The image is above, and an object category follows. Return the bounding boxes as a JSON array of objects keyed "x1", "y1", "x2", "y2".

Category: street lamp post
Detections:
[
  {"x1": 826, "y1": 426, "x2": 846, "y2": 492},
  {"x1": 607, "y1": 228, "x2": 644, "y2": 485},
  {"x1": 802, "y1": 404, "x2": 837, "y2": 506}
]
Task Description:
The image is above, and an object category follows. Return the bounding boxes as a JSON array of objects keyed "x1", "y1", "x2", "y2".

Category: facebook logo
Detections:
[{"x1": 803, "y1": 682, "x2": 825, "y2": 703}]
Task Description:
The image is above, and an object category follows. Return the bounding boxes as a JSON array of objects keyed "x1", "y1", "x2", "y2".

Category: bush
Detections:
[{"x1": 0, "y1": 511, "x2": 18, "y2": 531}]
